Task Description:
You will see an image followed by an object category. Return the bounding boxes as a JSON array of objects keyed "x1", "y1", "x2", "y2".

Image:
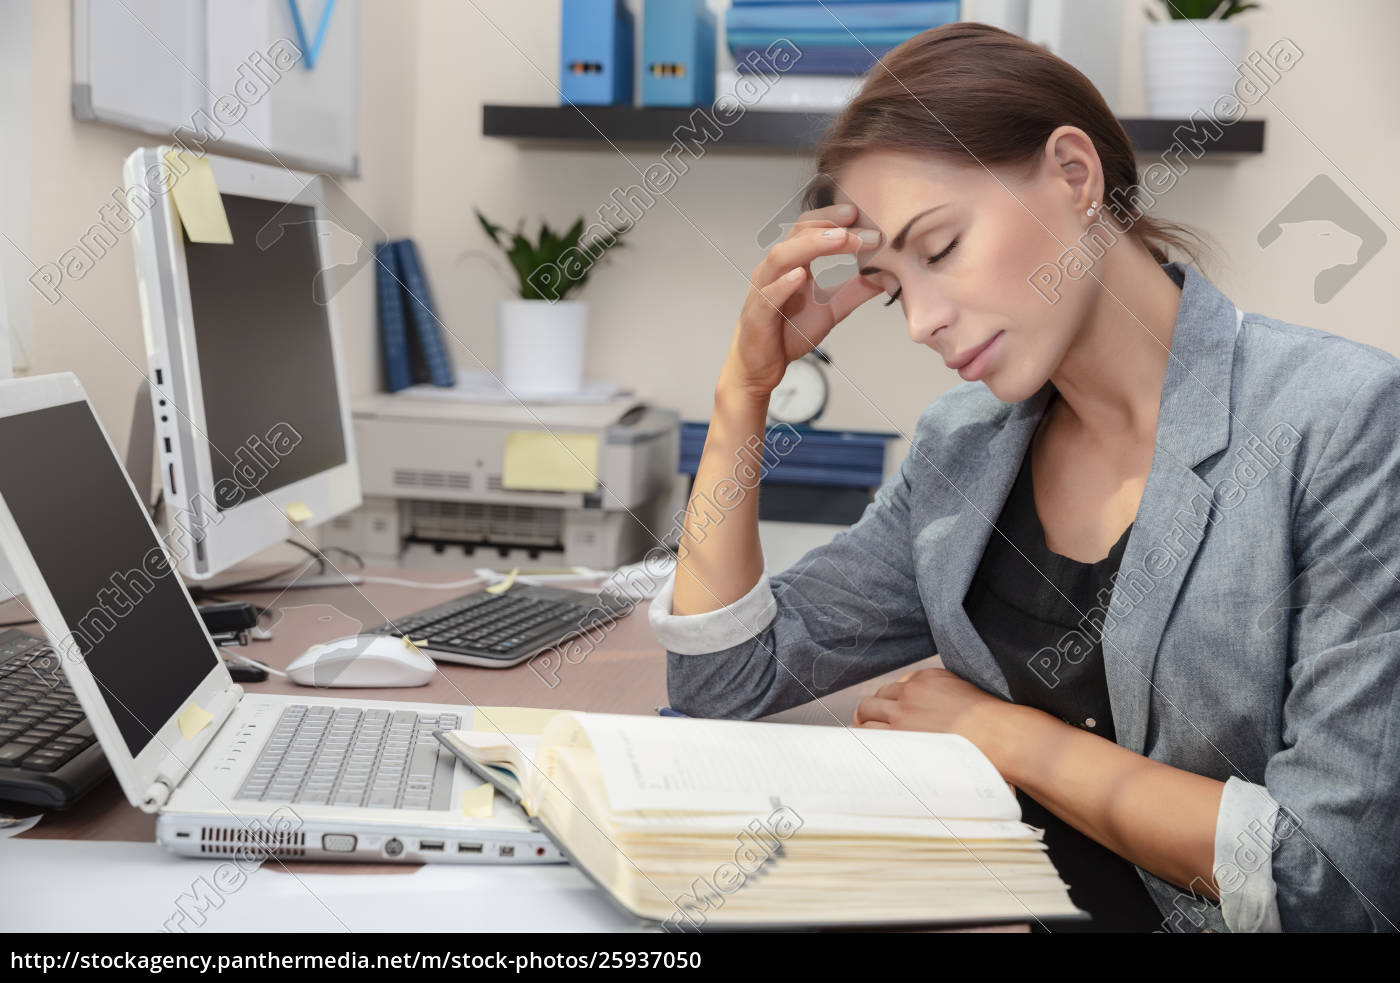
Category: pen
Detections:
[{"x1": 654, "y1": 706, "x2": 688, "y2": 717}]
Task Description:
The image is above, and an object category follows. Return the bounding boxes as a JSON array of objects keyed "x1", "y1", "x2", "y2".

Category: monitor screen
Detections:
[
  {"x1": 182, "y1": 193, "x2": 348, "y2": 512},
  {"x1": 0, "y1": 400, "x2": 217, "y2": 757}
]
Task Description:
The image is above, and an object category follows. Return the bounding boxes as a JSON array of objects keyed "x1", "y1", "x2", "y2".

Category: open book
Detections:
[{"x1": 437, "y1": 711, "x2": 1084, "y2": 930}]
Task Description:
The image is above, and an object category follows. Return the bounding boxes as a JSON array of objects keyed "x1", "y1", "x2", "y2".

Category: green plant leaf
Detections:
[{"x1": 474, "y1": 207, "x2": 506, "y2": 248}]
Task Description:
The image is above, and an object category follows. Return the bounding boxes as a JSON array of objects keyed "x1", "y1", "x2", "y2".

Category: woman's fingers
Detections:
[
  {"x1": 855, "y1": 696, "x2": 899, "y2": 726},
  {"x1": 791, "y1": 203, "x2": 860, "y2": 231},
  {"x1": 825, "y1": 273, "x2": 886, "y2": 324},
  {"x1": 873, "y1": 681, "x2": 904, "y2": 702},
  {"x1": 740, "y1": 266, "x2": 808, "y2": 326},
  {"x1": 760, "y1": 226, "x2": 877, "y2": 286}
]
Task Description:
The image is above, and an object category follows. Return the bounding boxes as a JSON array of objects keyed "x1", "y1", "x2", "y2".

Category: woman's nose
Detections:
[{"x1": 905, "y1": 292, "x2": 954, "y2": 349}]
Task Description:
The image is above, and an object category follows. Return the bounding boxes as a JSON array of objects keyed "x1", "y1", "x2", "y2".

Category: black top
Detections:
[{"x1": 962, "y1": 442, "x2": 1164, "y2": 931}]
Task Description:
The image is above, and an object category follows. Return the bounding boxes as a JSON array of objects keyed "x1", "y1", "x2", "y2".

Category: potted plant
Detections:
[
  {"x1": 1142, "y1": 0, "x2": 1260, "y2": 119},
  {"x1": 475, "y1": 209, "x2": 627, "y2": 397}
]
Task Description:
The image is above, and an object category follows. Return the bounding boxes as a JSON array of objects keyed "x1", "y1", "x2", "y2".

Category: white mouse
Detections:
[{"x1": 285, "y1": 634, "x2": 437, "y2": 689}]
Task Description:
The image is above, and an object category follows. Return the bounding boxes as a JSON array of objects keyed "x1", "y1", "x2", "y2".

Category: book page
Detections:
[{"x1": 559, "y1": 713, "x2": 1019, "y2": 821}]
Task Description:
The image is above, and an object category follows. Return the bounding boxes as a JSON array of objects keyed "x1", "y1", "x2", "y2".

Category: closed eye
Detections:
[{"x1": 882, "y1": 237, "x2": 960, "y2": 307}]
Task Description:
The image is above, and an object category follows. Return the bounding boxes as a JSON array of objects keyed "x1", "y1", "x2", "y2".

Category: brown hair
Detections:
[{"x1": 803, "y1": 22, "x2": 1207, "y2": 268}]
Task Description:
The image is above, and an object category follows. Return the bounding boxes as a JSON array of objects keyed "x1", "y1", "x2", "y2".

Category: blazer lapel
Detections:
[
  {"x1": 1101, "y1": 263, "x2": 1239, "y2": 753},
  {"x1": 924, "y1": 382, "x2": 1056, "y2": 700},
  {"x1": 922, "y1": 263, "x2": 1240, "y2": 755}
]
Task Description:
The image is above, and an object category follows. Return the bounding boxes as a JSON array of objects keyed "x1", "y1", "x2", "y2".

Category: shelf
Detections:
[{"x1": 483, "y1": 104, "x2": 1264, "y2": 156}]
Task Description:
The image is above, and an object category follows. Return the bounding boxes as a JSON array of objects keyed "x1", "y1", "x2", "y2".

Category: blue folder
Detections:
[
  {"x1": 391, "y1": 239, "x2": 455, "y2": 389},
  {"x1": 640, "y1": 0, "x2": 717, "y2": 107},
  {"x1": 560, "y1": 0, "x2": 635, "y2": 106},
  {"x1": 374, "y1": 241, "x2": 413, "y2": 393}
]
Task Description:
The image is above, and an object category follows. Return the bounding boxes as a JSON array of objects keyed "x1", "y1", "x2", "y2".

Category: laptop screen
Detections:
[{"x1": 0, "y1": 399, "x2": 217, "y2": 756}]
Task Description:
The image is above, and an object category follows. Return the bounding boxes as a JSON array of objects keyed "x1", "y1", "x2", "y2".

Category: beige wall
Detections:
[
  {"x1": 14, "y1": 0, "x2": 1400, "y2": 505},
  {"x1": 20, "y1": 0, "x2": 420, "y2": 460}
]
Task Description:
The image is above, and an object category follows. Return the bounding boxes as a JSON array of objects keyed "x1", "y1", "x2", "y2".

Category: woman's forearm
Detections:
[
  {"x1": 995, "y1": 704, "x2": 1225, "y2": 899},
  {"x1": 670, "y1": 378, "x2": 771, "y2": 616}
]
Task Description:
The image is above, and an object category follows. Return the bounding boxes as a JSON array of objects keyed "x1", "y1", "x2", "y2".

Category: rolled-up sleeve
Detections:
[
  {"x1": 1255, "y1": 363, "x2": 1400, "y2": 931},
  {"x1": 1213, "y1": 777, "x2": 1284, "y2": 932},
  {"x1": 648, "y1": 567, "x2": 778, "y2": 655},
  {"x1": 657, "y1": 431, "x2": 936, "y2": 721}
]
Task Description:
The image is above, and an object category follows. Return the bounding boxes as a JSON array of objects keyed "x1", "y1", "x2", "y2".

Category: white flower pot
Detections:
[
  {"x1": 1142, "y1": 20, "x2": 1249, "y2": 119},
  {"x1": 498, "y1": 299, "x2": 588, "y2": 397}
]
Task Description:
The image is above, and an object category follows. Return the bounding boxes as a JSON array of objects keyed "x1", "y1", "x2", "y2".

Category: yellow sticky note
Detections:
[
  {"x1": 460, "y1": 783, "x2": 495, "y2": 818},
  {"x1": 471, "y1": 706, "x2": 562, "y2": 736},
  {"x1": 502, "y1": 432, "x2": 599, "y2": 492},
  {"x1": 164, "y1": 151, "x2": 234, "y2": 244},
  {"x1": 484, "y1": 568, "x2": 518, "y2": 595},
  {"x1": 285, "y1": 501, "x2": 313, "y2": 523},
  {"x1": 177, "y1": 702, "x2": 214, "y2": 740}
]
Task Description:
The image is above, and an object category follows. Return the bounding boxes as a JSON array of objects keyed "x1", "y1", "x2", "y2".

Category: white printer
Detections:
[{"x1": 322, "y1": 394, "x2": 682, "y2": 569}]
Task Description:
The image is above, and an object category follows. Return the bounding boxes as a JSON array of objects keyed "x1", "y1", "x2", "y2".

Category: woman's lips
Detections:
[{"x1": 946, "y1": 332, "x2": 1004, "y2": 381}]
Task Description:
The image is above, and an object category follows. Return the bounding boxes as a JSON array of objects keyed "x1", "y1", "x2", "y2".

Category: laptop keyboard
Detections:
[{"x1": 235, "y1": 705, "x2": 462, "y2": 811}]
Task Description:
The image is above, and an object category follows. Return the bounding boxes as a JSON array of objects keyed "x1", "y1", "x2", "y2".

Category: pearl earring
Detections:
[{"x1": 1086, "y1": 200, "x2": 1099, "y2": 217}]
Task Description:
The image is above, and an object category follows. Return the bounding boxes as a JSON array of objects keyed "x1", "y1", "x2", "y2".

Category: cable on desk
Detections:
[
  {"x1": 282, "y1": 538, "x2": 329, "y2": 575},
  {"x1": 358, "y1": 574, "x2": 487, "y2": 590}
]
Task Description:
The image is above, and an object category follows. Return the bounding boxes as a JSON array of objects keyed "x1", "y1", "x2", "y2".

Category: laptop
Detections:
[{"x1": 0, "y1": 373, "x2": 556, "y2": 864}]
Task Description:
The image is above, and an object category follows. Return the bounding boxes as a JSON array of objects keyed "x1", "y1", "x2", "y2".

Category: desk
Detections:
[{"x1": 0, "y1": 564, "x2": 1020, "y2": 933}]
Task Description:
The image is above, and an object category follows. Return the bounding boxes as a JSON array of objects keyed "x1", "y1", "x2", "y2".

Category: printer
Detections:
[{"x1": 321, "y1": 394, "x2": 682, "y2": 569}]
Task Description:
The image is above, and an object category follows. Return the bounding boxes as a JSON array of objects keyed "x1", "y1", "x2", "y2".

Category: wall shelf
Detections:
[{"x1": 483, "y1": 104, "x2": 1264, "y2": 156}]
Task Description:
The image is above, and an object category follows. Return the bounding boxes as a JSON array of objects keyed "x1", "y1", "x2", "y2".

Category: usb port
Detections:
[
  {"x1": 155, "y1": 369, "x2": 163, "y2": 385},
  {"x1": 163, "y1": 437, "x2": 172, "y2": 454},
  {"x1": 420, "y1": 840, "x2": 444, "y2": 852},
  {"x1": 457, "y1": 843, "x2": 483, "y2": 854},
  {"x1": 498, "y1": 845, "x2": 515, "y2": 857}
]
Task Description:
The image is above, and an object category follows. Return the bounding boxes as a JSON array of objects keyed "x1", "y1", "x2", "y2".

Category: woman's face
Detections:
[{"x1": 834, "y1": 148, "x2": 1100, "y2": 403}]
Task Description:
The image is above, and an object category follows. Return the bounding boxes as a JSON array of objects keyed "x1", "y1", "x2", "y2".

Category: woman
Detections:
[{"x1": 648, "y1": 24, "x2": 1399, "y2": 932}]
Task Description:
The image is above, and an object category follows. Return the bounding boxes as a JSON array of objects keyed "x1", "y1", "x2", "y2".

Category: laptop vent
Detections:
[{"x1": 198, "y1": 826, "x2": 306, "y2": 858}]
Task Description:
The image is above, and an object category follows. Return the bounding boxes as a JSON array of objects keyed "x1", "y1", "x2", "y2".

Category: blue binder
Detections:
[
  {"x1": 392, "y1": 239, "x2": 455, "y2": 389},
  {"x1": 560, "y1": 0, "x2": 635, "y2": 106},
  {"x1": 640, "y1": 0, "x2": 716, "y2": 107},
  {"x1": 374, "y1": 241, "x2": 413, "y2": 392}
]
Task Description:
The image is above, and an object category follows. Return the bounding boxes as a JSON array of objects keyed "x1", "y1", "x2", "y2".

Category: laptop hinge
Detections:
[{"x1": 139, "y1": 681, "x2": 244, "y2": 813}]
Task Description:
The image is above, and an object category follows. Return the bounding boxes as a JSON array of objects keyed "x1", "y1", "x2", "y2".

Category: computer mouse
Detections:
[{"x1": 285, "y1": 635, "x2": 437, "y2": 689}]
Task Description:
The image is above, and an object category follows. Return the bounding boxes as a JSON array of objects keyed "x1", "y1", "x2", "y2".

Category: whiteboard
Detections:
[{"x1": 72, "y1": 0, "x2": 359, "y2": 176}]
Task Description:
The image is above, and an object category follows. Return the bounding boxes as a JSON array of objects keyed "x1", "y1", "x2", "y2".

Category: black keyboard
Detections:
[
  {"x1": 366, "y1": 584, "x2": 635, "y2": 667},
  {"x1": 0, "y1": 629, "x2": 110, "y2": 810}
]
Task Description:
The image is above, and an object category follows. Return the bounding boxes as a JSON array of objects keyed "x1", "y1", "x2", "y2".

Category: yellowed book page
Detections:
[{"x1": 546, "y1": 712, "x2": 1020, "y2": 821}]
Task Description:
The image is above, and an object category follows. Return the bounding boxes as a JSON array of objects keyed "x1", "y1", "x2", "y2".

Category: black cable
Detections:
[
  {"x1": 282, "y1": 538, "x2": 329, "y2": 575},
  {"x1": 321, "y1": 545, "x2": 365, "y2": 568},
  {"x1": 0, "y1": 618, "x2": 38, "y2": 629}
]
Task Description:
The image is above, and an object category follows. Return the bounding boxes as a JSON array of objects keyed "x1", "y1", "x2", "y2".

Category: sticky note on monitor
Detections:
[
  {"x1": 502, "y1": 432, "x2": 599, "y2": 492},
  {"x1": 285, "y1": 501, "x2": 313, "y2": 523},
  {"x1": 177, "y1": 701, "x2": 214, "y2": 739},
  {"x1": 461, "y1": 783, "x2": 495, "y2": 818},
  {"x1": 164, "y1": 151, "x2": 234, "y2": 245}
]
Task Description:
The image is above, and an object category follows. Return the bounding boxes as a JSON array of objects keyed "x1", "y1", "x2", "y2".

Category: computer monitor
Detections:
[{"x1": 124, "y1": 147, "x2": 361, "y2": 579}]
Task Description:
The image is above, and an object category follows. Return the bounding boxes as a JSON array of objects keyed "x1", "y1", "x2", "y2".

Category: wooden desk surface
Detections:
[{"x1": 8, "y1": 564, "x2": 940, "y2": 845}]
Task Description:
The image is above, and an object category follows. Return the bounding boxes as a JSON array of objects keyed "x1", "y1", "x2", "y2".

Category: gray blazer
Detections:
[{"x1": 651, "y1": 261, "x2": 1400, "y2": 932}]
